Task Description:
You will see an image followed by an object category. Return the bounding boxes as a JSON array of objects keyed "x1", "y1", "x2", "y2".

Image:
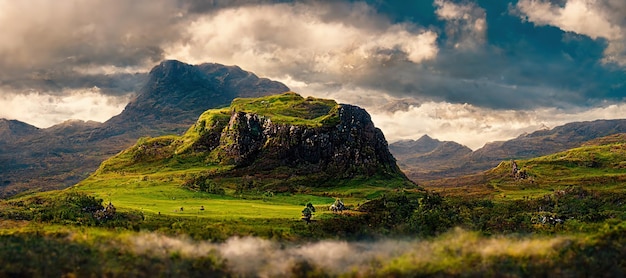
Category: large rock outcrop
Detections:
[
  {"x1": 210, "y1": 104, "x2": 400, "y2": 178},
  {"x1": 102, "y1": 93, "x2": 408, "y2": 185}
]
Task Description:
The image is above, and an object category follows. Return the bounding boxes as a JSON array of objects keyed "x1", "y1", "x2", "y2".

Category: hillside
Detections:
[
  {"x1": 0, "y1": 60, "x2": 289, "y2": 197},
  {"x1": 394, "y1": 119, "x2": 626, "y2": 182},
  {"x1": 79, "y1": 92, "x2": 412, "y2": 203},
  {"x1": 58, "y1": 92, "x2": 416, "y2": 240},
  {"x1": 424, "y1": 133, "x2": 626, "y2": 201},
  {"x1": 0, "y1": 119, "x2": 39, "y2": 144}
]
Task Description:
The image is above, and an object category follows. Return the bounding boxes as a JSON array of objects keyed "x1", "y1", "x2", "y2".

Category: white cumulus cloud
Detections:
[
  {"x1": 165, "y1": 3, "x2": 438, "y2": 82},
  {"x1": 0, "y1": 87, "x2": 131, "y2": 128},
  {"x1": 435, "y1": 0, "x2": 487, "y2": 50},
  {"x1": 516, "y1": 0, "x2": 626, "y2": 65}
]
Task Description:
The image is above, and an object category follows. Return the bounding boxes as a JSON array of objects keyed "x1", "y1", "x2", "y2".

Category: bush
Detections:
[{"x1": 183, "y1": 174, "x2": 225, "y2": 195}]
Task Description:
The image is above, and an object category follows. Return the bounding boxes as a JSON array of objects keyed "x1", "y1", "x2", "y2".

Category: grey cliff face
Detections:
[{"x1": 196, "y1": 105, "x2": 402, "y2": 178}]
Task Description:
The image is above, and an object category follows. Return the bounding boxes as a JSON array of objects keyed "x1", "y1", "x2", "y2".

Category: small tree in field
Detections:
[{"x1": 302, "y1": 202, "x2": 315, "y2": 224}]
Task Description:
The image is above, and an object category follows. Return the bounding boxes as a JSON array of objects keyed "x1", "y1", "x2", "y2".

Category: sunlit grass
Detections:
[
  {"x1": 230, "y1": 92, "x2": 339, "y2": 127},
  {"x1": 72, "y1": 173, "x2": 341, "y2": 219}
]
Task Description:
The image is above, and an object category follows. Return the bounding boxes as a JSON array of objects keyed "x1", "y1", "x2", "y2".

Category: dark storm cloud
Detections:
[
  {"x1": 181, "y1": 0, "x2": 293, "y2": 13},
  {"x1": 324, "y1": 0, "x2": 626, "y2": 110},
  {"x1": 2, "y1": 0, "x2": 626, "y2": 111},
  {"x1": 0, "y1": 0, "x2": 187, "y2": 95},
  {"x1": 169, "y1": 0, "x2": 626, "y2": 110},
  {"x1": 0, "y1": 72, "x2": 147, "y2": 97}
]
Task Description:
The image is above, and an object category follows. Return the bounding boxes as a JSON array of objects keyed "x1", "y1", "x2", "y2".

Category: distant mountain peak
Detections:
[
  {"x1": 45, "y1": 119, "x2": 101, "y2": 134},
  {"x1": 148, "y1": 60, "x2": 203, "y2": 86},
  {"x1": 0, "y1": 118, "x2": 40, "y2": 143},
  {"x1": 101, "y1": 60, "x2": 289, "y2": 138},
  {"x1": 416, "y1": 134, "x2": 439, "y2": 144},
  {"x1": 389, "y1": 134, "x2": 444, "y2": 156}
]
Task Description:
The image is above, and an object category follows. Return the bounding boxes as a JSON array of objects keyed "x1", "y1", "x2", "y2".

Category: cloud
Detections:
[
  {"x1": 165, "y1": 2, "x2": 438, "y2": 83},
  {"x1": 370, "y1": 97, "x2": 626, "y2": 149},
  {"x1": 128, "y1": 234, "x2": 415, "y2": 276},
  {"x1": 516, "y1": 0, "x2": 626, "y2": 65},
  {"x1": 434, "y1": 0, "x2": 487, "y2": 49},
  {"x1": 0, "y1": 87, "x2": 131, "y2": 128},
  {"x1": 516, "y1": 0, "x2": 621, "y2": 40},
  {"x1": 126, "y1": 230, "x2": 568, "y2": 277},
  {"x1": 161, "y1": 1, "x2": 626, "y2": 112},
  {"x1": 0, "y1": 0, "x2": 186, "y2": 76}
]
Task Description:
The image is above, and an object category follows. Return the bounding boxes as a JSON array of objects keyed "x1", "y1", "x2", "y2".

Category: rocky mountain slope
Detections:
[
  {"x1": 392, "y1": 119, "x2": 626, "y2": 182},
  {"x1": 0, "y1": 60, "x2": 289, "y2": 197},
  {"x1": 97, "y1": 92, "x2": 408, "y2": 186}
]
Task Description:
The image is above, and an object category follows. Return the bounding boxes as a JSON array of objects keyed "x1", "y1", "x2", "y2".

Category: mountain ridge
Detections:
[
  {"x1": 392, "y1": 118, "x2": 626, "y2": 182},
  {"x1": 389, "y1": 135, "x2": 472, "y2": 181}
]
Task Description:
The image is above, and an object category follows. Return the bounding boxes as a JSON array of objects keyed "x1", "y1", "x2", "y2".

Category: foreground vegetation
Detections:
[
  {"x1": 1, "y1": 174, "x2": 624, "y2": 276},
  {"x1": 0, "y1": 215, "x2": 624, "y2": 277}
]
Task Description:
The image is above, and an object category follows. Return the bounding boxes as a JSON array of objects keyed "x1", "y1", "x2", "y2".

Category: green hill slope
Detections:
[
  {"x1": 424, "y1": 134, "x2": 626, "y2": 202},
  {"x1": 491, "y1": 135, "x2": 626, "y2": 189},
  {"x1": 72, "y1": 92, "x2": 414, "y2": 219}
]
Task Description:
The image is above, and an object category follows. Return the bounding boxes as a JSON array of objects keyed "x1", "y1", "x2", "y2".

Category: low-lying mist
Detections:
[{"x1": 127, "y1": 228, "x2": 569, "y2": 277}]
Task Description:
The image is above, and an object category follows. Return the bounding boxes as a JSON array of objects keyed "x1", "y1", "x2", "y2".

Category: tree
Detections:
[
  {"x1": 306, "y1": 202, "x2": 316, "y2": 213},
  {"x1": 302, "y1": 202, "x2": 315, "y2": 224}
]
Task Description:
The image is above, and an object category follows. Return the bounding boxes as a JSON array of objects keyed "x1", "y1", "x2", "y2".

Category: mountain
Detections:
[
  {"x1": 97, "y1": 60, "x2": 288, "y2": 139},
  {"x1": 0, "y1": 60, "x2": 289, "y2": 197},
  {"x1": 393, "y1": 119, "x2": 626, "y2": 182},
  {"x1": 389, "y1": 135, "x2": 472, "y2": 181},
  {"x1": 389, "y1": 135, "x2": 443, "y2": 155},
  {"x1": 93, "y1": 92, "x2": 410, "y2": 188},
  {"x1": 0, "y1": 119, "x2": 39, "y2": 144}
]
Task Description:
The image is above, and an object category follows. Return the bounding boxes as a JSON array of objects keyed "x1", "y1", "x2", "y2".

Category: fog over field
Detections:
[{"x1": 128, "y1": 230, "x2": 567, "y2": 276}]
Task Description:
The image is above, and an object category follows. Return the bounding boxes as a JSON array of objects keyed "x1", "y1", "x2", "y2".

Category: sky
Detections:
[{"x1": 1, "y1": 0, "x2": 626, "y2": 149}]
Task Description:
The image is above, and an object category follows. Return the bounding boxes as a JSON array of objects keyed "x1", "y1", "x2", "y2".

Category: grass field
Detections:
[
  {"x1": 70, "y1": 166, "x2": 409, "y2": 223},
  {"x1": 72, "y1": 172, "x2": 342, "y2": 220},
  {"x1": 424, "y1": 141, "x2": 626, "y2": 202}
]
